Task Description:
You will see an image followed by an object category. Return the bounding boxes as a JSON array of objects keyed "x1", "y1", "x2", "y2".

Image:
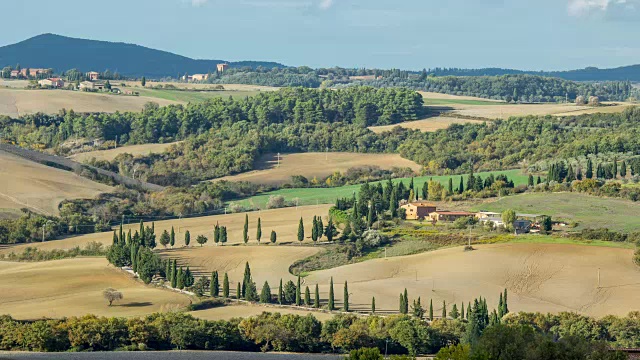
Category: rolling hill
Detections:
[
  {"x1": 0, "y1": 34, "x2": 285, "y2": 78},
  {"x1": 427, "y1": 65, "x2": 640, "y2": 82}
]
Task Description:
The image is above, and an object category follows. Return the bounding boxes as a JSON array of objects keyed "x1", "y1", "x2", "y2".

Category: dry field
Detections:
[
  {"x1": 163, "y1": 245, "x2": 320, "y2": 289},
  {"x1": 0, "y1": 257, "x2": 189, "y2": 320},
  {"x1": 0, "y1": 204, "x2": 332, "y2": 255},
  {"x1": 119, "y1": 81, "x2": 278, "y2": 92},
  {"x1": 218, "y1": 152, "x2": 422, "y2": 186},
  {"x1": 0, "y1": 150, "x2": 111, "y2": 216},
  {"x1": 0, "y1": 79, "x2": 29, "y2": 88},
  {"x1": 368, "y1": 116, "x2": 486, "y2": 133},
  {"x1": 69, "y1": 141, "x2": 182, "y2": 162},
  {"x1": 419, "y1": 92, "x2": 503, "y2": 102},
  {"x1": 191, "y1": 303, "x2": 335, "y2": 322},
  {"x1": 0, "y1": 88, "x2": 178, "y2": 117},
  {"x1": 305, "y1": 243, "x2": 640, "y2": 318}
]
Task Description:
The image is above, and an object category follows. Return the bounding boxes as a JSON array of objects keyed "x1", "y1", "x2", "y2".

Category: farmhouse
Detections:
[
  {"x1": 38, "y1": 78, "x2": 65, "y2": 88},
  {"x1": 217, "y1": 63, "x2": 229, "y2": 72},
  {"x1": 20, "y1": 68, "x2": 51, "y2": 78},
  {"x1": 429, "y1": 211, "x2": 476, "y2": 222},
  {"x1": 476, "y1": 211, "x2": 501, "y2": 220},
  {"x1": 79, "y1": 81, "x2": 105, "y2": 91},
  {"x1": 87, "y1": 71, "x2": 100, "y2": 81},
  {"x1": 191, "y1": 73, "x2": 209, "y2": 81},
  {"x1": 401, "y1": 201, "x2": 437, "y2": 220},
  {"x1": 10, "y1": 70, "x2": 19, "y2": 78}
]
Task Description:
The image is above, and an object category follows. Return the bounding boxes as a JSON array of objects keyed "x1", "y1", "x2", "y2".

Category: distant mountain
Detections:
[
  {"x1": 427, "y1": 65, "x2": 640, "y2": 82},
  {"x1": 0, "y1": 34, "x2": 285, "y2": 78}
]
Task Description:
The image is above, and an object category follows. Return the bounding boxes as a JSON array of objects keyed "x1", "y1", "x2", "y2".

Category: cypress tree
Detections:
[
  {"x1": 367, "y1": 204, "x2": 374, "y2": 227},
  {"x1": 614, "y1": 156, "x2": 619, "y2": 178},
  {"x1": 221, "y1": 227, "x2": 228, "y2": 245},
  {"x1": 223, "y1": 273, "x2": 229, "y2": 298},
  {"x1": 214, "y1": 223, "x2": 219, "y2": 245},
  {"x1": 112, "y1": 231, "x2": 118, "y2": 245},
  {"x1": 256, "y1": 218, "x2": 262, "y2": 243},
  {"x1": 399, "y1": 293, "x2": 405, "y2": 314},
  {"x1": 297, "y1": 217, "x2": 304, "y2": 244},
  {"x1": 389, "y1": 188, "x2": 398, "y2": 217},
  {"x1": 429, "y1": 299, "x2": 434, "y2": 321},
  {"x1": 242, "y1": 262, "x2": 251, "y2": 298},
  {"x1": 621, "y1": 161, "x2": 627, "y2": 178},
  {"x1": 211, "y1": 271, "x2": 219, "y2": 297},
  {"x1": 372, "y1": 296, "x2": 376, "y2": 314},
  {"x1": 451, "y1": 304, "x2": 460, "y2": 319},
  {"x1": 343, "y1": 281, "x2": 349, "y2": 312},
  {"x1": 165, "y1": 260, "x2": 171, "y2": 281},
  {"x1": 296, "y1": 275, "x2": 302, "y2": 306},
  {"x1": 176, "y1": 267, "x2": 184, "y2": 289},
  {"x1": 260, "y1": 281, "x2": 271, "y2": 303},
  {"x1": 170, "y1": 227, "x2": 175, "y2": 247},
  {"x1": 316, "y1": 217, "x2": 324, "y2": 240},
  {"x1": 171, "y1": 260, "x2": 177, "y2": 288},
  {"x1": 528, "y1": 174, "x2": 534, "y2": 187},
  {"x1": 458, "y1": 176, "x2": 464, "y2": 194},
  {"x1": 311, "y1": 216, "x2": 318, "y2": 243},
  {"x1": 236, "y1": 282, "x2": 241, "y2": 300},
  {"x1": 328, "y1": 277, "x2": 335, "y2": 310},
  {"x1": 586, "y1": 159, "x2": 594, "y2": 179},
  {"x1": 498, "y1": 293, "x2": 504, "y2": 317},
  {"x1": 119, "y1": 224, "x2": 124, "y2": 244},
  {"x1": 448, "y1": 178, "x2": 453, "y2": 195},
  {"x1": 403, "y1": 288, "x2": 409, "y2": 315},
  {"x1": 278, "y1": 279, "x2": 283, "y2": 304},
  {"x1": 314, "y1": 284, "x2": 320, "y2": 308},
  {"x1": 503, "y1": 288, "x2": 509, "y2": 315},
  {"x1": 467, "y1": 302, "x2": 471, "y2": 320},
  {"x1": 536, "y1": 176, "x2": 542, "y2": 184},
  {"x1": 304, "y1": 286, "x2": 311, "y2": 306},
  {"x1": 270, "y1": 230, "x2": 277, "y2": 244},
  {"x1": 422, "y1": 181, "x2": 428, "y2": 200},
  {"x1": 243, "y1": 214, "x2": 249, "y2": 244},
  {"x1": 184, "y1": 230, "x2": 190, "y2": 247},
  {"x1": 442, "y1": 300, "x2": 447, "y2": 319},
  {"x1": 325, "y1": 218, "x2": 335, "y2": 242}
]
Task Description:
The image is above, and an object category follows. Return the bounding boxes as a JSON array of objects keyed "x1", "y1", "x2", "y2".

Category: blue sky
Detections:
[{"x1": 3, "y1": 0, "x2": 640, "y2": 70}]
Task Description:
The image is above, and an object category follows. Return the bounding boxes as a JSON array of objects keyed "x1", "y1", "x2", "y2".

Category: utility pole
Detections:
[
  {"x1": 277, "y1": 152, "x2": 280, "y2": 168},
  {"x1": 597, "y1": 268, "x2": 601, "y2": 288}
]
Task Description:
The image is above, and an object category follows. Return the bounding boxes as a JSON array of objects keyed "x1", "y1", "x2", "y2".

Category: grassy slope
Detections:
[
  {"x1": 422, "y1": 98, "x2": 502, "y2": 106},
  {"x1": 233, "y1": 169, "x2": 528, "y2": 209},
  {"x1": 472, "y1": 192, "x2": 640, "y2": 232}
]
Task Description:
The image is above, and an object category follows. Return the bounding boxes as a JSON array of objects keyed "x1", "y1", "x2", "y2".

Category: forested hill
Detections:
[
  {"x1": 0, "y1": 34, "x2": 285, "y2": 78},
  {"x1": 426, "y1": 65, "x2": 640, "y2": 82}
]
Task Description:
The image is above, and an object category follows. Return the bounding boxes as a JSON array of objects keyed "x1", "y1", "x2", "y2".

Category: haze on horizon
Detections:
[{"x1": 3, "y1": 0, "x2": 640, "y2": 71}]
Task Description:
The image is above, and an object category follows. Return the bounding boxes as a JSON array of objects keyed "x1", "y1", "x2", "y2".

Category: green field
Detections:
[
  {"x1": 422, "y1": 98, "x2": 503, "y2": 106},
  {"x1": 232, "y1": 169, "x2": 528, "y2": 209},
  {"x1": 472, "y1": 192, "x2": 640, "y2": 233},
  {"x1": 135, "y1": 88, "x2": 261, "y2": 103}
]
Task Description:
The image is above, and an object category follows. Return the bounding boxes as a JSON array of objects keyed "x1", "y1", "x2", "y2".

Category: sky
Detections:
[{"x1": 2, "y1": 0, "x2": 640, "y2": 71}]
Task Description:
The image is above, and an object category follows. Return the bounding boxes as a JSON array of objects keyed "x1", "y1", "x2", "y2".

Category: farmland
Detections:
[
  {"x1": 0, "y1": 88, "x2": 177, "y2": 117},
  {"x1": 304, "y1": 243, "x2": 640, "y2": 317},
  {"x1": 231, "y1": 169, "x2": 528, "y2": 209},
  {"x1": 69, "y1": 141, "x2": 182, "y2": 162},
  {"x1": 0, "y1": 204, "x2": 332, "y2": 255},
  {"x1": 368, "y1": 116, "x2": 486, "y2": 133},
  {"x1": 0, "y1": 150, "x2": 111, "y2": 217},
  {"x1": 472, "y1": 192, "x2": 640, "y2": 233},
  {"x1": 0, "y1": 257, "x2": 189, "y2": 320},
  {"x1": 218, "y1": 152, "x2": 423, "y2": 186}
]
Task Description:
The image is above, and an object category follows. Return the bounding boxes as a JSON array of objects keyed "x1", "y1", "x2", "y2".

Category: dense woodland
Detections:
[{"x1": 200, "y1": 66, "x2": 638, "y2": 102}]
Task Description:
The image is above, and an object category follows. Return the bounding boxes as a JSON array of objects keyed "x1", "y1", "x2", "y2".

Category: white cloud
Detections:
[
  {"x1": 567, "y1": 0, "x2": 638, "y2": 17},
  {"x1": 319, "y1": 0, "x2": 334, "y2": 10}
]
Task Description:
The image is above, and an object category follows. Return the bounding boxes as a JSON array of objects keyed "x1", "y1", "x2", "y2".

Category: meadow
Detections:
[
  {"x1": 0, "y1": 257, "x2": 189, "y2": 320},
  {"x1": 69, "y1": 141, "x2": 182, "y2": 162},
  {"x1": 217, "y1": 152, "x2": 422, "y2": 186},
  {"x1": 472, "y1": 192, "x2": 640, "y2": 232},
  {"x1": 0, "y1": 150, "x2": 111, "y2": 217},
  {"x1": 368, "y1": 116, "x2": 486, "y2": 133},
  {"x1": 231, "y1": 169, "x2": 529, "y2": 209},
  {"x1": 304, "y1": 242, "x2": 640, "y2": 317},
  {"x1": 0, "y1": 88, "x2": 177, "y2": 117}
]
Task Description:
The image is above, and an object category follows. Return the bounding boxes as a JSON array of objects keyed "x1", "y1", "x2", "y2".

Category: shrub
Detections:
[{"x1": 266, "y1": 195, "x2": 286, "y2": 209}]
